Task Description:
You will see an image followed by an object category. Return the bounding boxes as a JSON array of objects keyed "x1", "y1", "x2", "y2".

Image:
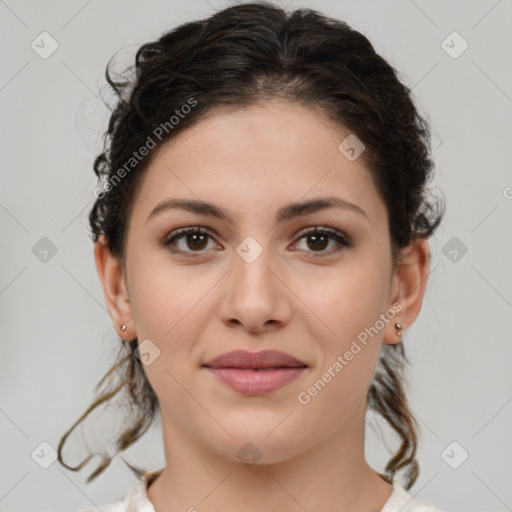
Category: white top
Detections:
[{"x1": 77, "y1": 470, "x2": 444, "y2": 512}]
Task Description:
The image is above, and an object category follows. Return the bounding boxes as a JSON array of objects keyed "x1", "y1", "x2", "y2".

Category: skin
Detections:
[{"x1": 94, "y1": 100, "x2": 430, "y2": 512}]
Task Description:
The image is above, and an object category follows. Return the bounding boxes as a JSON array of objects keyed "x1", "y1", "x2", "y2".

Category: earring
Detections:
[
  {"x1": 121, "y1": 324, "x2": 128, "y2": 340},
  {"x1": 395, "y1": 322, "x2": 403, "y2": 337}
]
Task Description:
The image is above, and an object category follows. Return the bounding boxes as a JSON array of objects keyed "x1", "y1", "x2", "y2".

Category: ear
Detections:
[
  {"x1": 383, "y1": 238, "x2": 430, "y2": 345},
  {"x1": 94, "y1": 234, "x2": 135, "y2": 340}
]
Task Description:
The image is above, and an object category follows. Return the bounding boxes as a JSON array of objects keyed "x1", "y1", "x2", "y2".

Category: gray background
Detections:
[{"x1": 1, "y1": 1, "x2": 511, "y2": 511}]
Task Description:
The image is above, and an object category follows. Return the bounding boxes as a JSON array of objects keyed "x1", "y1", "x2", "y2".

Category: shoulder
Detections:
[{"x1": 381, "y1": 481, "x2": 445, "y2": 512}]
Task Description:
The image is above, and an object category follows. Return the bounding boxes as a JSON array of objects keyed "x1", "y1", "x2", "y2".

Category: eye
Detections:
[
  {"x1": 162, "y1": 226, "x2": 352, "y2": 257},
  {"x1": 162, "y1": 227, "x2": 218, "y2": 254},
  {"x1": 294, "y1": 227, "x2": 352, "y2": 257}
]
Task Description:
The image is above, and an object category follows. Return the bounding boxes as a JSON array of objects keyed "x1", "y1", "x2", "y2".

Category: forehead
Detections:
[{"x1": 130, "y1": 100, "x2": 386, "y2": 228}]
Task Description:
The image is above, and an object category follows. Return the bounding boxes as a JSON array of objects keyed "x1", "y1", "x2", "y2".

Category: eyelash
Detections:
[{"x1": 162, "y1": 226, "x2": 352, "y2": 258}]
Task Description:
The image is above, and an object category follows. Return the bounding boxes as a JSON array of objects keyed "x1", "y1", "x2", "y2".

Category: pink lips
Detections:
[{"x1": 202, "y1": 349, "x2": 308, "y2": 395}]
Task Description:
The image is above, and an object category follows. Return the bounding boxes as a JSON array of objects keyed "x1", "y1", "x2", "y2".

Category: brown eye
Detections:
[
  {"x1": 184, "y1": 232, "x2": 209, "y2": 251},
  {"x1": 163, "y1": 227, "x2": 216, "y2": 253},
  {"x1": 294, "y1": 227, "x2": 352, "y2": 257},
  {"x1": 305, "y1": 232, "x2": 329, "y2": 251}
]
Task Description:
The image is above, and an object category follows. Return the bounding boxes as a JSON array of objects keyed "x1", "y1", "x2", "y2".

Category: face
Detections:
[{"x1": 97, "y1": 100, "x2": 418, "y2": 466}]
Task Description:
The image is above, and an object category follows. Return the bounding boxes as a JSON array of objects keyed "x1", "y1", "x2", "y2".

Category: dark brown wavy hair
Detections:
[{"x1": 57, "y1": 1, "x2": 445, "y2": 490}]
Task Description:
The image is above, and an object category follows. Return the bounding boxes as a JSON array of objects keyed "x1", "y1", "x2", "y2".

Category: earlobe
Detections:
[
  {"x1": 94, "y1": 235, "x2": 134, "y2": 339},
  {"x1": 383, "y1": 238, "x2": 430, "y2": 345}
]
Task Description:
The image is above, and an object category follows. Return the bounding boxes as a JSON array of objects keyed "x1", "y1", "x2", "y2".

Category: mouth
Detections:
[
  {"x1": 202, "y1": 350, "x2": 308, "y2": 395},
  {"x1": 203, "y1": 349, "x2": 308, "y2": 369}
]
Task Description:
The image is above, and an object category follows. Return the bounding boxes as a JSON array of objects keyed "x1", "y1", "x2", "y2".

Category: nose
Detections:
[{"x1": 218, "y1": 241, "x2": 292, "y2": 334}]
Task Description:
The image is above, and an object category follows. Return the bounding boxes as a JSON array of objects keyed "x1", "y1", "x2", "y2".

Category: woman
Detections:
[{"x1": 58, "y1": 2, "x2": 446, "y2": 511}]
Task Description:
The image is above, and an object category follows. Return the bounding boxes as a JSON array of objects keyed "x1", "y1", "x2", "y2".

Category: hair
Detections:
[{"x1": 57, "y1": 1, "x2": 445, "y2": 490}]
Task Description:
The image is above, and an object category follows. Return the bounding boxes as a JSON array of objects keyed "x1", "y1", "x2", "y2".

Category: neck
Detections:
[{"x1": 147, "y1": 402, "x2": 392, "y2": 511}]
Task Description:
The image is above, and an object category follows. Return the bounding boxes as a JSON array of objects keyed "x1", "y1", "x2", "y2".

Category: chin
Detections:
[{"x1": 204, "y1": 422, "x2": 307, "y2": 466}]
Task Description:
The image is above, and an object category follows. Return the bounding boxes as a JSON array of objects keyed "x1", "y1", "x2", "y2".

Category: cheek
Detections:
[
  {"x1": 128, "y1": 248, "x2": 206, "y2": 335},
  {"x1": 128, "y1": 257, "x2": 219, "y2": 376},
  {"x1": 296, "y1": 356, "x2": 374, "y2": 439},
  {"x1": 295, "y1": 264, "x2": 390, "y2": 424},
  {"x1": 127, "y1": 264, "x2": 212, "y2": 414},
  {"x1": 293, "y1": 255, "x2": 391, "y2": 346}
]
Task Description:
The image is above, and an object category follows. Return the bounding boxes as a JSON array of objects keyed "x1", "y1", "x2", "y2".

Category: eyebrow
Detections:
[{"x1": 145, "y1": 196, "x2": 369, "y2": 225}]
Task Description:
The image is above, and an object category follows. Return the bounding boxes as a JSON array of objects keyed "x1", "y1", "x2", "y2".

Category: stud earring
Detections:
[
  {"x1": 395, "y1": 322, "x2": 403, "y2": 337},
  {"x1": 120, "y1": 324, "x2": 129, "y2": 343}
]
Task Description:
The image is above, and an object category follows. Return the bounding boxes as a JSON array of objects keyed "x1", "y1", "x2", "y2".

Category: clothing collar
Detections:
[
  {"x1": 124, "y1": 470, "x2": 424, "y2": 512},
  {"x1": 124, "y1": 468, "x2": 163, "y2": 512}
]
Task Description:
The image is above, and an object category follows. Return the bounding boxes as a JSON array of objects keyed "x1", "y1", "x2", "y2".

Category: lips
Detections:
[
  {"x1": 202, "y1": 350, "x2": 308, "y2": 395},
  {"x1": 202, "y1": 349, "x2": 307, "y2": 370}
]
